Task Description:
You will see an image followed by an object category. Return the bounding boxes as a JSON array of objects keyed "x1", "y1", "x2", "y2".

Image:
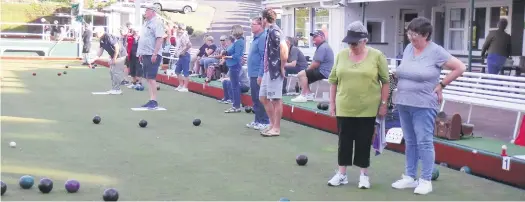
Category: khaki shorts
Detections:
[{"x1": 259, "y1": 71, "x2": 284, "y2": 99}]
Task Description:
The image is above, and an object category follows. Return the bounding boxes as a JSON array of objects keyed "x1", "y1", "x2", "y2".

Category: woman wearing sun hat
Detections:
[{"x1": 326, "y1": 21, "x2": 390, "y2": 189}]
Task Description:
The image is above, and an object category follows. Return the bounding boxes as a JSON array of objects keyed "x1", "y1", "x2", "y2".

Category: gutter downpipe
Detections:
[{"x1": 467, "y1": 0, "x2": 474, "y2": 72}]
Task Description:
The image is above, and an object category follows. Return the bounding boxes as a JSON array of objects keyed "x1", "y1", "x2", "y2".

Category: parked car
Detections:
[{"x1": 130, "y1": 0, "x2": 198, "y2": 14}]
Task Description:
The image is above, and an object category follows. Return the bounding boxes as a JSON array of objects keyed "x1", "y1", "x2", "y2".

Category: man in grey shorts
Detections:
[
  {"x1": 136, "y1": 5, "x2": 165, "y2": 109},
  {"x1": 258, "y1": 8, "x2": 289, "y2": 137},
  {"x1": 93, "y1": 27, "x2": 127, "y2": 95}
]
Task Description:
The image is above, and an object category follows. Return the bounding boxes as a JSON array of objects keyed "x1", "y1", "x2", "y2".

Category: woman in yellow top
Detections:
[{"x1": 326, "y1": 21, "x2": 390, "y2": 189}]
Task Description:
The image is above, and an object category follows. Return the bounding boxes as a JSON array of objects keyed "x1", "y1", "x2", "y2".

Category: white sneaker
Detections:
[
  {"x1": 391, "y1": 174, "x2": 418, "y2": 189},
  {"x1": 246, "y1": 122, "x2": 257, "y2": 128},
  {"x1": 358, "y1": 175, "x2": 370, "y2": 189},
  {"x1": 327, "y1": 172, "x2": 348, "y2": 186},
  {"x1": 178, "y1": 87, "x2": 189, "y2": 92},
  {"x1": 291, "y1": 95, "x2": 308, "y2": 103},
  {"x1": 127, "y1": 84, "x2": 136, "y2": 89},
  {"x1": 107, "y1": 90, "x2": 122, "y2": 95},
  {"x1": 174, "y1": 86, "x2": 182, "y2": 91},
  {"x1": 254, "y1": 123, "x2": 270, "y2": 131},
  {"x1": 414, "y1": 179, "x2": 432, "y2": 195}
]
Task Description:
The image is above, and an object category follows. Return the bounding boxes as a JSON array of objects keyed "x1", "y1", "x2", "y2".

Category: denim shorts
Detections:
[{"x1": 175, "y1": 52, "x2": 191, "y2": 77}]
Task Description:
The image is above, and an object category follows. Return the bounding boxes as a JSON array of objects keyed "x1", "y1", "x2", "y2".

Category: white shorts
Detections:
[{"x1": 259, "y1": 71, "x2": 284, "y2": 99}]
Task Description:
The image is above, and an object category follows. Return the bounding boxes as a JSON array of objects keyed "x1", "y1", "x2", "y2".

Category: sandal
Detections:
[{"x1": 260, "y1": 130, "x2": 280, "y2": 137}]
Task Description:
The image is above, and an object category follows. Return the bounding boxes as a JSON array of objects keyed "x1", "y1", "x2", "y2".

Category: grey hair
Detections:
[
  {"x1": 219, "y1": 35, "x2": 228, "y2": 40},
  {"x1": 347, "y1": 21, "x2": 368, "y2": 34}
]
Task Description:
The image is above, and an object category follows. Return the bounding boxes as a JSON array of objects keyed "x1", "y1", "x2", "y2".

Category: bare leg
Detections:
[
  {"x1": 260, "y1": 97, "x2": 274, "y2": 129},
  {"x1": 147, "y1": 79, "x2": 157, "y2": 100},
  {"x1": 297, "y1": 70, "x2": 311, "y2": 95},
  {"x1": 183, "y1": 76, "x2": 189, "y2": 88},
  {"x1": 177, "y1": 74, "x2": 184, "y2": 88},
  {"x1": 269, "y1": 99, "x2": 283, "y2": 133}
]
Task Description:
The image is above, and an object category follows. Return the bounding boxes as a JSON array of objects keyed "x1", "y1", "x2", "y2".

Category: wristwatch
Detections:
[
  {"x1": 439, "y1": 82, "x2": 446, "y2": 88},
  {"x1": 381, "y1": 100, "x2": 387, "y2": 105}
]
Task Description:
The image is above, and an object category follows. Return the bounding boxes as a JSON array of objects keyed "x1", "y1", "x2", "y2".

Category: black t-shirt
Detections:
[
  {"x1": 99, "y1": 33, "x2": 127, "y2": 58},
  {"x1": 206, "y1": 44, "x2": 217, "y2": 56},
  {"x1": 197, "y1": 44, "x2": 209, "y2": 57}
]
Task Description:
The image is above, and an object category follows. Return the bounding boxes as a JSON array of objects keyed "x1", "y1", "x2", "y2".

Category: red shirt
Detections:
[{"x1": 126, "y1": 34, "x2": 134, "y2": 60}]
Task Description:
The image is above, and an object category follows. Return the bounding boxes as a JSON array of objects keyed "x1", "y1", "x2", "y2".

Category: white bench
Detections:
[
  {"x1": 439, "y1": 70, "x2": 525, "y2": 141},
  {"x1": 0, "y1": 46, "x2": 49, "y2": 56}
]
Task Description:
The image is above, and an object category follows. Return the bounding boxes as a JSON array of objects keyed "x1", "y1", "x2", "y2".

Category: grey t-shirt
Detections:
[
  {"x1": 393, "y1": 42, "x2": 452, "y2": 109},
  {"x1": 137, "y1": 16, "x2": 165, "y2": 56},
  {"x1": 313, "y1": 42, "x2": 334, "y2": 78},
  {"x1": 288, "y1": 46, "x2": 308, "y2": 70}
]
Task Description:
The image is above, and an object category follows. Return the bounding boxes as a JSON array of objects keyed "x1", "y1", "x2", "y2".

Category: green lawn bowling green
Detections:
[{"x1": 1, "y1": 60, "x2": 524, "y2": 201}]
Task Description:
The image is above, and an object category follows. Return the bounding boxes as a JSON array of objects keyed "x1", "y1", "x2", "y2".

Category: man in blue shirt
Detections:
[{"x1": 245, "y1": 17, "x2": 270, "y2": 130}]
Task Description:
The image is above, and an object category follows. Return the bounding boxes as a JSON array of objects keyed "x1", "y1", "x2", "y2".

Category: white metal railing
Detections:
[{"x1": 0, "y1": 22, "x2": 108, "y2": 41}]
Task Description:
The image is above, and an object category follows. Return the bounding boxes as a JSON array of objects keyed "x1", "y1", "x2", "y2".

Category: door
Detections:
[{"x1": 432, "y1": 6, "x2": 445, "y2": 47}]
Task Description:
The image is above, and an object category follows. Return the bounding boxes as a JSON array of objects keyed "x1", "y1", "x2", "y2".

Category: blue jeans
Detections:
[
  {"x1": 250, "y1": 77, "x2": 269, "y2": 124},
  {"x1": 397, "y1": 104, "x2": 437, "y2": 181},
  {"x1": 200, "y1": 57, "x2": 219, "y2": 69},
  {"x1": 222, "y1": 80, "x2": 249, "y2": 101},
  {"x1": 487, "y1": 53, "x2": 507, "y2": 75},
  {"x1": 228, "y1": 64, "x2": 242, "y2": 108}
]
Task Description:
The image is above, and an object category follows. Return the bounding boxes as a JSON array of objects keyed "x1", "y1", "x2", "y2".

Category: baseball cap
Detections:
[
  {"x1": 309, "y1": 30, "x2": 325, "y2": 38},
  {"x1": 143, "y1": 4, "x2": 160, "y2": 13}
]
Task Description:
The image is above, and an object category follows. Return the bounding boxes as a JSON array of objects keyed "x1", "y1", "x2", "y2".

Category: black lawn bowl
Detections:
[
  {"x1": 93, "y1": 115, "x2": 101, "y2": 124},
  {"x1": 38, "y1": 178, "x2": 53, "y2": 194},
  {"x1": 1, "y1": 181, "x2": 6, "y2": 196},
  {"x1": 102, "y1": 188, "x2": 119, "y2": 201},
  {"x1": 139, "y1": 120, "x2": 148, "y2": 128},
  {"x1": 193, "y1": 119, "x2": 201, "y2": 126},
  {"x1": 296, "y1": 154, "x2": 308, "y2": 166},
  {"x1": 244, "y1": 106, "x2": 252, "y2": 113}
]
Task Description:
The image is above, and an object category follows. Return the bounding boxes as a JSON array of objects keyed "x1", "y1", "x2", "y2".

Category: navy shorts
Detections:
[
  {"x1": 175, "y1": 52, "x2": 191, "y2": 77},
  {"x1": 141, "y1": 55, "x2": 162, "y2": 80}
]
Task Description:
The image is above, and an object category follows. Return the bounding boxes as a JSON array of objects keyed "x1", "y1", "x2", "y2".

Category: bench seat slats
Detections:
[
  {"x1": 443, "y1": 93, "x2": 525, "y2": 112},
  {"x1": 445, "y1": 86, "x2": 525, "y2": 100}
]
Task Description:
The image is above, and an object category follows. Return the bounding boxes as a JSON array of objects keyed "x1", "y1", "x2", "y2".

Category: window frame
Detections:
[{"x1": 364, "y1": 18, "x2": 386, "y2": 43}]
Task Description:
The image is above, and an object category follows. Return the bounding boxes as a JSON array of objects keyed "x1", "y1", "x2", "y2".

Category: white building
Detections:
[{"x1": 262, "y1": 0, "x2": 525, "y2": 60}]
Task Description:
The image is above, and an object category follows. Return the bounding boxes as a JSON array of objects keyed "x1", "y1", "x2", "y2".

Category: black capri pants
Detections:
[{"x1": 336, "y1": 116, "x2": 376, "y2": 168}]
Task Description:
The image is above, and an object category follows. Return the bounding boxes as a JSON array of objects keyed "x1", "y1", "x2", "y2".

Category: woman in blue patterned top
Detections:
[{"x1": 223, "y1": 25, "x2": 246, "y2": 113}]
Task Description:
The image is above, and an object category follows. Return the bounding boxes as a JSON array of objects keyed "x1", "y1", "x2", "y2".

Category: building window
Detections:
[
  {"x1": 448, "y1": 8, "x2": 465, "y2": 50},
  {"x1": 472, "y1": 7, "x2": 486, "y2": 50},
  {"x1": 294, "y1": 7, "x2": 310, "y2": 48},
  {"x1": 314, "y1": 8, "x2": 329, "y2": 31},
  {"x1": 365, "y1": 19, "x2": 384, "y2": 43},
  {"x1": 489, "y1": 6, "x2": 509, "y2": 29}
]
